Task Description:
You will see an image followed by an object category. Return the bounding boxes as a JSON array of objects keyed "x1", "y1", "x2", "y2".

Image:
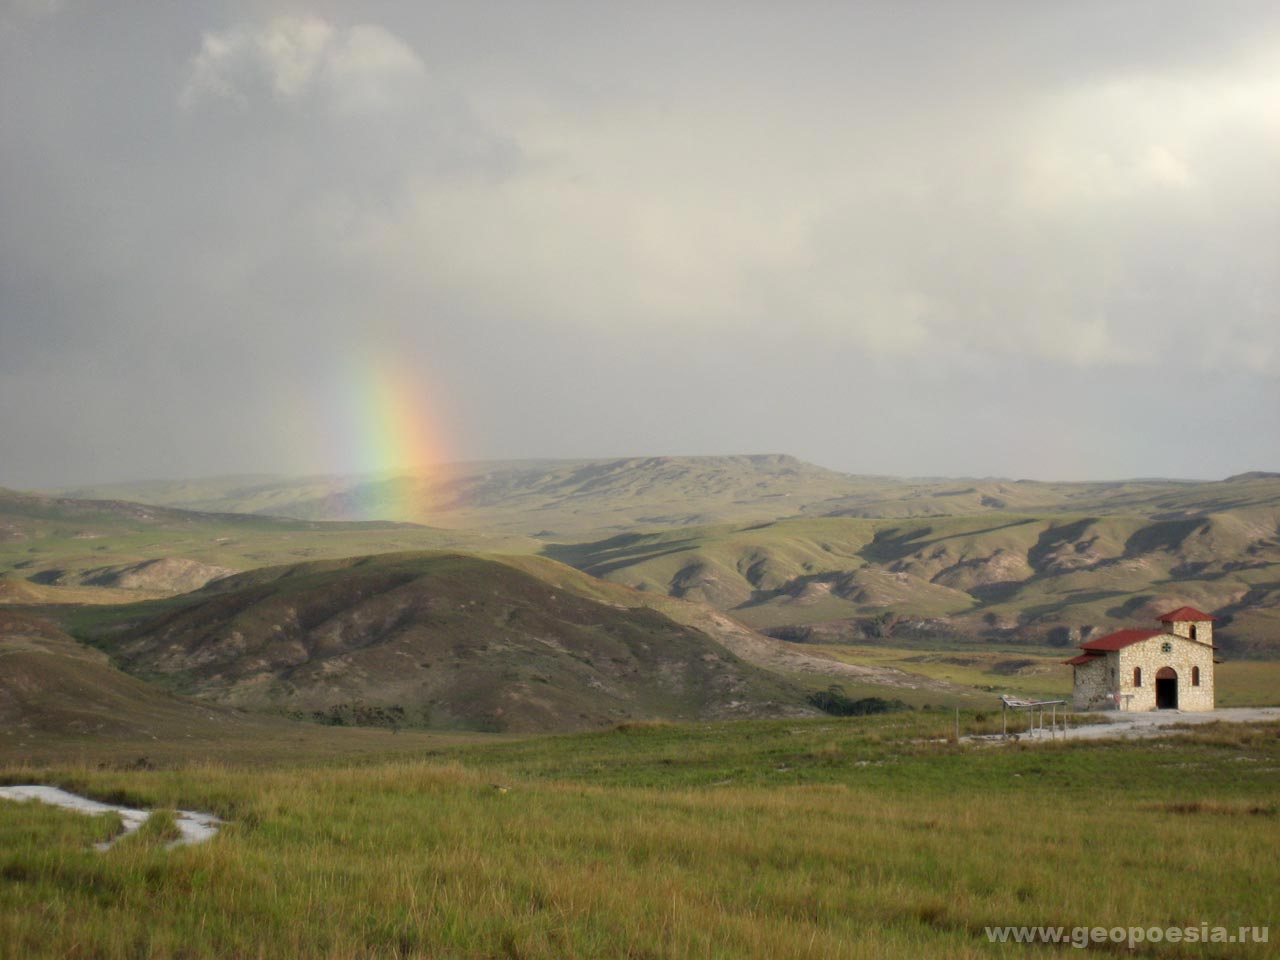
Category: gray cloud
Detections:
[{"x1": 1, "y1": 1, "x2": 1277, "y2": 488}]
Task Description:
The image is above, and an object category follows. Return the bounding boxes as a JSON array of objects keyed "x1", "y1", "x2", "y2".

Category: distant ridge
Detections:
[
  {"x1": 56, "y1": 455, "x2": 864, "y2": 535},
  {"x1": 53, "y1": 456, "x2": 1280, "y2": 537},
  {"x1": 1224, "y1": 471, "x2": 1280, "y2": 482}
]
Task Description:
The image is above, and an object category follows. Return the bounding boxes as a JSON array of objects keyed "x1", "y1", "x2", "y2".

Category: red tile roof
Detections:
[
  {"x1": 1156, "y1": 605, "x2": 1216, "y2": 622},
  {"x1": 1080, "y1": 628, "x2": 1164, "y2": 652},
  {"x1": 1064, "y1": 653, "x2": 1103, "y2": 666}
]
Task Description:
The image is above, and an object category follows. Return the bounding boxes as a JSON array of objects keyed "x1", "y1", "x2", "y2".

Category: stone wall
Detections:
[
  {"x1": 1166, "y1": 619, "x2": 1215, "y2": 645},
  {"x1": 1117, "y1": 633, "x2": 1215, "y2": 712},
  {"x1": 1072, "y1": 655, "x2": 1114, "y2": 710}
]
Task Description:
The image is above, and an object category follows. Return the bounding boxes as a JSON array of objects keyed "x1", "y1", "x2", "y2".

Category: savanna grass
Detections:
[{"x1": 1, "y1": 717, "x2": 1277, "y2": 959}]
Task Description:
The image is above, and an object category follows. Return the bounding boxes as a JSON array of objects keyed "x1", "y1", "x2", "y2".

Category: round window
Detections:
[{"x1": 1161, "y1": 641, "x2": 1173, "y2": 653}]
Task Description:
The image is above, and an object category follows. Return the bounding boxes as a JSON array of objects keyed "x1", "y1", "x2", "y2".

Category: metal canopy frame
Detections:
[{"x1": 1000, "y1": 695, "x2": 1069, "y2": 740}]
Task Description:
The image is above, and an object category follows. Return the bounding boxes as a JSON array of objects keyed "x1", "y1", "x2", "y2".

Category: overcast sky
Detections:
[{"x1": 2, "y1": 1, "x2": 1278, "y2": 488}]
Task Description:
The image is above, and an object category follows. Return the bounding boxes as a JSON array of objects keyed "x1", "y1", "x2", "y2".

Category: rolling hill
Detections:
[
  {"x1": 0, "y1": 609, "x2": 267, "y2": 743},
  {"x1": 0, "y1": 487, "x2": 537, "y2": 603},
  {"x1": 0, "y1": 607, "x2": 506, "y2": 766},
  {"x1": 89, "y1": 553, "x2": 812, "y2": 732},
  {"x1": 546, "y1": 511, "x2": 1280, "y2": 657},
  {"x1": 17, "y1": 461, "x2": 1280, "y2": 657}
]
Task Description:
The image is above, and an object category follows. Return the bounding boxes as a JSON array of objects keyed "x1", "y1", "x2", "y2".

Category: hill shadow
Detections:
[
  {"x1": 1027, "y1": 518, "x2": 1097, "y2": 572},
  {"x1": 543, "y1": 535, "x2": 701, "y2": 578},
  {"x1": 1123, "y1": 519, "x2": 1209, "y2": 556}
]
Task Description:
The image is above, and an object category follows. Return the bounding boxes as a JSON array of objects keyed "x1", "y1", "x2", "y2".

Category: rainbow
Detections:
[{"x1": 323, "y1": 350, "x2": 451, "y2": 520}]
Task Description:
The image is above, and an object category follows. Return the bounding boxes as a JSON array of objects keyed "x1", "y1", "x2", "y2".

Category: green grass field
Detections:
[
  {"x1": 814, "y1": 645, "x2": 1071, "y2": 704},
  {"x1": 2, "y1": 716, "x2": 1277, "y2": 959},
  {"x1": 1213, "y1": 661, "x2": 1280, "y2": 707}
]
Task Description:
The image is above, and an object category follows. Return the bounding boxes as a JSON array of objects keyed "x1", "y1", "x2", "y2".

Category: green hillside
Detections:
[
  {"x1": 0, "y1": 610, "x2": 317, "y2": 752},
  {"x1": 86, "y1": 553, "x2": 808, "y2": 732},
  {"x1": 15, "y1": 461, "x2": 1280, "y2": 659},
  {"x1": 548, "y1": 511, "x2": 1280, "y2": 657},
  {"x1": 0, "y1": 488, "x2": 536, "y2": 602}
]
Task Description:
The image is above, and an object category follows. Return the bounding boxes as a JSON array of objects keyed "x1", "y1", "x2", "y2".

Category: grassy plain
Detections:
[
  {"x1": 814, "y1": 645, "x2": 1072, "y2": 703},
  {"x1": 1, "y1": 717, "x2": 1277, "y2": 959},
  {"x1": 1213, "y1": 661, "x2": 1280, "y2": 707}
]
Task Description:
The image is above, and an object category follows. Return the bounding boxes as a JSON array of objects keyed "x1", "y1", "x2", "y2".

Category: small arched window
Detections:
[
  {"x1": 1192, "y1": 666, "x2": 1200, "y2": 687},
  {"x1": 1190, "y1": 624, "x2": 1198, "y2": 640},
  {"x1": 1134, "y1": 667, "x2": 1142, "y2": 687}
]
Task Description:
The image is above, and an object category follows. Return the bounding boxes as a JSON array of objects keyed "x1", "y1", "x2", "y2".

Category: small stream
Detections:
[{"x1": 0, "y1": 785, "x2": 223, "y2": 849}]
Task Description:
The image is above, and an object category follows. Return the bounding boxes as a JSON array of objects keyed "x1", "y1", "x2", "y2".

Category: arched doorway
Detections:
[{"x1": 1156, "y1": 667, "x2": 1178, "y2": 709}]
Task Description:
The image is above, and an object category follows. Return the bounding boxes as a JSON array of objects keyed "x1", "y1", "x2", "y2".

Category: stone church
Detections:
[{"x1": 1066, "y1": 606, "x2": 1217, "y2": 711}]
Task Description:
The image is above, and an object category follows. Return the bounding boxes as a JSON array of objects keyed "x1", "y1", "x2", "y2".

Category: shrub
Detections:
[{"x1": 807, "y1": 686, "x2": 910, "y2": 717}]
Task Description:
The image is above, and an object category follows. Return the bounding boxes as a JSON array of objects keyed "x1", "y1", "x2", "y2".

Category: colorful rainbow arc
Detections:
[{"x1": 329, "y1": 352, "x2": 450, "y2": 519}]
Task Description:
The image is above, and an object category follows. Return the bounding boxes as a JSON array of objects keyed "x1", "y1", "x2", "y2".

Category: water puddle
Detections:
[{"x1": 0, "y1": 785, "x2": 224, "y2": 850}]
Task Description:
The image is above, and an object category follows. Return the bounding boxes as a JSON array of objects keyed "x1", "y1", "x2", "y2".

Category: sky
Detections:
[{"x1": 1, "y1": 0, "x2": 1278, "y2": 488}]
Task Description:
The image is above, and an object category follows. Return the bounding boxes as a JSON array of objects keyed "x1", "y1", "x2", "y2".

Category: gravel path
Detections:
[
  {"x1": 1061, "y1": 706, "x2": 1280, "y2": 740},
  {"x1": 972, "y1": 706, "x2": 1280, "y2": 744}
]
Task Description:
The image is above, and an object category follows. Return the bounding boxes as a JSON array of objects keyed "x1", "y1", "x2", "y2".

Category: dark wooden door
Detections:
[{"x1": 1155, "y1": 667, "x2": 1178, "y2": 709}]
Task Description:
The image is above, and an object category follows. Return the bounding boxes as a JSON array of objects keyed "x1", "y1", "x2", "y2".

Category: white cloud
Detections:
[
  {"x1": 1141, "y1": 146, "x2": 1193, "y2": 188},
  {"x1": 172, "y1": 14, "x2": 1280, "y2": 378},
  {"x1": 6, "y1": 3, "x2": 1280, "y2": 483},
  {"x1": 1019, "y1": 45, "x2": 1280, "y2": 208},
  {"x1": 326, "y1": 25, "x2": 427, "y2": 114},
  {"x1": 519, "y1": 44, "x2": 1279, "y2": 372},
  {"x1": 181, "y1": 16, "x2": 425, "y2": 112}
]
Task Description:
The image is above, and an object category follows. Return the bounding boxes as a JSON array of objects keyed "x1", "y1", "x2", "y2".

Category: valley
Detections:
[
  {"x1": 1, "y1": 455, "x2": 1277, "y2": 763},
  {"x1": 3, "y1": 456, "x2": 1278, "y2": 960},
  {"x1": 7, "y1": 457, "x2": 1279, "y2": 669},
  {"x1": 0, "y1": 458, "x2": 1277, "y2": 740}
]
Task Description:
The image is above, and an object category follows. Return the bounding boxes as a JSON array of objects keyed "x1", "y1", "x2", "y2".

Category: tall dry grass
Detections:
[{"x1": 1, "y1": 719, "x2": 1277, "y2": 958}]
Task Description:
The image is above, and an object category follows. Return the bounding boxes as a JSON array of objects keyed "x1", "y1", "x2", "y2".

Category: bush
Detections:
[
  {"x1": 294, "y1": 703, "x2": 412, "y2": 730},
  {"x1": 807, "y1": 686, "x2": 910, "y2": 717}
]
